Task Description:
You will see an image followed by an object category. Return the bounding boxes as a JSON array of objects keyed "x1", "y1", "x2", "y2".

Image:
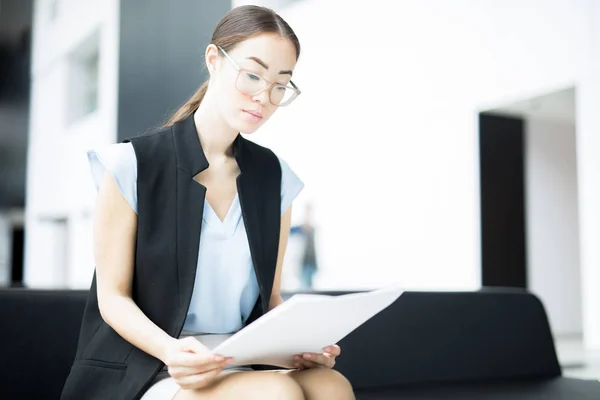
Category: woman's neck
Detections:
[{"x1": 193, "y1": 100, "x2": 238, "y2": 159}]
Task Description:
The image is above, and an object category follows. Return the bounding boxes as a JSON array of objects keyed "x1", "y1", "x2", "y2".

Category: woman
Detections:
[{"x1": 60, "y1": 5, "x2": 355, "y2": 400}]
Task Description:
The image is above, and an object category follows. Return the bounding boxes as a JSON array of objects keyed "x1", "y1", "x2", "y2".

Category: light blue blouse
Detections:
[{"x1": 88, "y1": 142, "x2": 304, "y2": 334}]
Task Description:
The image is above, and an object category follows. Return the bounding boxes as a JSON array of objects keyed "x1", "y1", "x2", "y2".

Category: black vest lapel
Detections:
[
  {"x1": 172, "y1": 116, "x2": 209, "y2": 331},
  {"x1": 235, "y1": 146, "x2": 268, "y2": 313},
  {"x1": 232, "y1": 134, "x2": 282, "y2": 327}
]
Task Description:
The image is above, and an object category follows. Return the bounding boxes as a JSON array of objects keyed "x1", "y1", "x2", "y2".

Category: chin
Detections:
[
  {"x1": 240, "y1": 127, "x2": 260, "y2": 135},
  {"x1": 236, "y1": 120, "x2": 265, "y2": 135},
  {"x1": 233, "y1": 108, "x2": 270, "y2": 134}
]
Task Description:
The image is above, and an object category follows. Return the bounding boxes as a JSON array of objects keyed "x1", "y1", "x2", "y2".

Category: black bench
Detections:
[{"x1": 0, "y1": 288, "x2": 598, "y2": 399}]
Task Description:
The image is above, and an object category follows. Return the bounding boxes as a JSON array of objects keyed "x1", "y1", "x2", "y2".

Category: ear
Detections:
[{"x1": 205, "y1": 44, "x2": 220, "y2": 75}]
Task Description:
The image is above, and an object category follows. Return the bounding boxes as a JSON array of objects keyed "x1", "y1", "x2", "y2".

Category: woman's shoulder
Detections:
[
  {"x1": 241, "y1": 139, "x2": 291, "y2": 171},
  {"x1": 271, "y1": 153, "x2": 304, "y2": 214},
  {"x1": 240, "y1": 137, "x2": 279, "y2": 166},
  {"x1": 124, "y1": 124, "x2": 176, "y2": 148},
  {"x1": 89, "y1": 141, "x2": 134, "y2": 152},
  {"x1": 87, "y1": 142, "x2": 137, "y2": 172},
  {"x1": 87, "y1": 142, "x2": 138, "y2": 212}
]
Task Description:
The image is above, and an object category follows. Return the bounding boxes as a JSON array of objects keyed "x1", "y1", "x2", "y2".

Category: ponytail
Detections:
[{"x1": 164, "y1": 80, "x2": 209, "y2": 127}]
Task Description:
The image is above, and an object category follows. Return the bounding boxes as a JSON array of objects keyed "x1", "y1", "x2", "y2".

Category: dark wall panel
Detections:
[
  {"x1": 0, "y1": 0, "x2": 33, "y2": 208},
  {"x1": 118, "y1": 0, "x2": 230, "y2": 140},
  {"x1": 479, "y1": 113, "x2": 527, "y2": 288}
]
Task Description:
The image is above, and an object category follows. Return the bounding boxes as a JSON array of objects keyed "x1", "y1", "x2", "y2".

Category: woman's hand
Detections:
[
  {"x1": 293, "y1": 344, "x2": 341, "y2": 370},
  {"x1": 162, "y1": 336, "x2": 234, "y2": 390}
]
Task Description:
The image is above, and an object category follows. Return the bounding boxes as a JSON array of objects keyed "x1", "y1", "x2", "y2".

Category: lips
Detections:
[{"x1": 243, "y1": 110, "x2": 263, "y2": 119}]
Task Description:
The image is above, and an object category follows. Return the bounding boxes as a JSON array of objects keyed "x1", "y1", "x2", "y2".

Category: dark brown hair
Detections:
[{"x1": 164, "y1": 5, "x2": 301, "y2": 127}]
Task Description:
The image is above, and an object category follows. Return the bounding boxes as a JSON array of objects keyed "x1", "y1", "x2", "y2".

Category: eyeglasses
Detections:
[{"x1": 217, "y1": 46, "x2": 301, "y2": 107}]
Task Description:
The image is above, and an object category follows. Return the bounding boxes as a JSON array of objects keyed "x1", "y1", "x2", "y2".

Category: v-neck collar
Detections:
[
  {"x1": 202, "y1": 193, "x2": 242, "y2": 236},
  {"x1": 204, "y1": 193, "x2": 239, "y2": 224}
]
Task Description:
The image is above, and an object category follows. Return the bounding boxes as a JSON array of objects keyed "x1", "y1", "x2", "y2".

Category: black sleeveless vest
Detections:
[{"x1": 61, "y1": 115, "x2": 282, "y2": 400}]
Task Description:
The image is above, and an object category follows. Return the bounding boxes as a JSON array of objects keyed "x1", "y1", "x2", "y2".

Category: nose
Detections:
[{"x1": 252, "y1": 87, "x2": 270, "y2": 106}]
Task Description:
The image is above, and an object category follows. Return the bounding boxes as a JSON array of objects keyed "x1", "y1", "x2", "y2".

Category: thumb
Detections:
[{"x1": 179, "y1": 337, "x2": 209, "y2": 354}]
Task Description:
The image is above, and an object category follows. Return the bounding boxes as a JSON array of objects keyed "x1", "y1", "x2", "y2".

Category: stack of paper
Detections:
[{"x1": 213, "y1": 286, "x2": 403, "y2": 368}]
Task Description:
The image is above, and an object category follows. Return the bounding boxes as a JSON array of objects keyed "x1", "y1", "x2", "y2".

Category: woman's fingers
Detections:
[
  {"x1": 176, "y1": 367, "x2": 223, "y2": 390},
  {"x1": 171, "y1": 351, "x2": 231, "y2": 370},
  {"x1": 302, "y1": 352, "x2": 335, "y2": 366},
  {"x1": 295, "y1": 359, "x2": 320, "y2": 370},
  {"x1": 168, "y1": 359, "x2": 231, "y2": 377},
  {"x1": 174, "y1": 352, "x2": 219, "y2": 368},
  {"x1": 323, "y1": 344, "x2": 341, "y2": 357},
  {"x1": 293, "y1": 353, "x2": 335, "y2": 369},
  {"x1": 179, "y1": 336, "x2": 209, "y2": 354},
  {"x1": 291, "y1": 345, "x2": 341, "y2": 370}
]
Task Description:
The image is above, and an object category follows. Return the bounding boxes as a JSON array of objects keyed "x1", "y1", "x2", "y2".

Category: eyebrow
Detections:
[{"x1": 247, "y1": 56, "x2": 293, "y2": 76}]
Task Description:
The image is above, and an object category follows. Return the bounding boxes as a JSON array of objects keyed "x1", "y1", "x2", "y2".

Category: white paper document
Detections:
[{"x1": 213, "y1": 285, "x2": 403, "y2": 368}]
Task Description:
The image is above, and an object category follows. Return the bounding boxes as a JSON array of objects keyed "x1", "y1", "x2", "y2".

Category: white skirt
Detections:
[{"x1": 140, "y1": 331, "x2": 254, "y2": 400}]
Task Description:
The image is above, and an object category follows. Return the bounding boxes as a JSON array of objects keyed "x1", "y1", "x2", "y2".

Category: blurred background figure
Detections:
[{"x1": 291, "y1": 202, "x2": 318, "y2": 290}]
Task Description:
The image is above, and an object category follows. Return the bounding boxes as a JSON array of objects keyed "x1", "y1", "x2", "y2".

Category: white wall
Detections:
[
  {"x1": 576, "y1": 0, "x2": 600, "y2": 349},
  {"x1": 25, "y1": 0, "x2": 120, "y2": 288},
  {"x1": 247, "y1": 0, "x2": 587, "y2": 291},
  {"x1": 526, "y1": 118, "x2": 582, "y2": 337}
]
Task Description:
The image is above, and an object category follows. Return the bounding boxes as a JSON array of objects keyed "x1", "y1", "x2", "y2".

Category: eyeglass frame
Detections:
[{"x1": 216, "y1": 45, "x2": 301, "y2": 107}]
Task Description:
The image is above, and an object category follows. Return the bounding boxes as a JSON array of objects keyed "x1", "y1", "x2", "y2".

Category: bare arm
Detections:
[
  {"x1": 268, "y1": 205, "x2": 293, "y2": 310},
  {"x1": 93, "y1": 171, "x2": 175, "y2": 363}
]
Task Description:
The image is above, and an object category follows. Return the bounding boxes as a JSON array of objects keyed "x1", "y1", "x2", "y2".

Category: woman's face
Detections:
[{"x1": 208, "y1": 33, "x2": 298, "y2": 134}]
